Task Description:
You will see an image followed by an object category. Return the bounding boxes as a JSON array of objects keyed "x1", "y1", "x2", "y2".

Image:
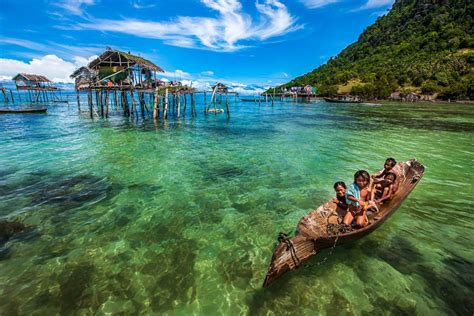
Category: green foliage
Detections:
[
  {"x1": 276, "y1": 0, "x2": 474, "y2": 100},
  {"x1": 438, "y1": 77, "x2": 473, "y2": 100},
  {"x1": 421, "y1": 81, "x2": 439, "y2": 94},
  {"x1": 318, "y1": 85, "x2": 338, "y2": 97}
]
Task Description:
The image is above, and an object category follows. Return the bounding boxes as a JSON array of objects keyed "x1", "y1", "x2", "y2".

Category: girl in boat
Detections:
[{"x1": 343, "y1": 170, "x2": 371, "y2": 228}]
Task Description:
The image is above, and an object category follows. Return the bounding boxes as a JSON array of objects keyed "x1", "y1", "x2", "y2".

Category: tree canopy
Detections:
[{"x1": 277, "y1": 0, "x2": 474, "y2": 100}]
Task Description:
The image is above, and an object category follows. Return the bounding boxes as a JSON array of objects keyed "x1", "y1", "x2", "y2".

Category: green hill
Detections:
[{"x1": 279, "y1": 0, "x2": 474, "y2": 100}]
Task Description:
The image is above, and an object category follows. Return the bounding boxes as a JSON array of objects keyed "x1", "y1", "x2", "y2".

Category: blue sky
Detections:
[{"x1": 0, "y1": 0, "x2": 393, "y2": 90}]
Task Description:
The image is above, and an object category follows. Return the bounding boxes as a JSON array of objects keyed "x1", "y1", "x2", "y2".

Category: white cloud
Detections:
[
  {"x1": 161, "y1": 69, "x2": 192, "y2": 79},
  {"x1": 201, "y1": 70, "x2": 214, "y2": 76},
  {"x1": 359, "y1": 0, "x2": 394, "y2": 10},
  {"x1": 131, "y1": 1, "x2": 156, "y2": 9},
  {"x1": 0, "y1": 36, "x2": 104, "y2": 60},
  {"x1": 0, "y1": 37, "x2": 49, "y2": 52},
  {"x1": 54, "y1": 0, "x2": 96, "y2": 15},
  {"x1": 299, "y1": 0, "x2": 339, "y2": 9},
  {"x1": 0, "y1": 54, "x2": 96, "y2": 83},
  {"x1": 76, "y1": 0, "x2": 300, "y2": 52}
]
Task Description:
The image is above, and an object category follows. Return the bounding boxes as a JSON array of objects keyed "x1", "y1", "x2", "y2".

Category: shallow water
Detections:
[{"x1": 0, "y1": 97, "x2": 473, "y2": 315}]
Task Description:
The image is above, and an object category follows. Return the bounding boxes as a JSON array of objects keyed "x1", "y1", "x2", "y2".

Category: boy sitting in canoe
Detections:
[
  {"x1": 343, "y1": 170, "x2": 372, "y2": 228},
  {"x1": 372, "y1": 157, "x2": 399, "y2": 194},
  {"x1": 371, "y1": 172, "x2": 397, "y2": 204},
  {"x1": 332, "y1": 181, "x2": 348, "y2": 210}
]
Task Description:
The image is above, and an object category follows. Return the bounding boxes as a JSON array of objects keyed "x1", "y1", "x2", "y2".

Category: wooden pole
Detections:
[
  {"x1": 177, "y1": 92, "x2": 181, "y2": 118},
  {"x1": 139, "y1": 92, "x2": 145, "y2": 118},
  {"x1": 76, "y1": 90, "x2": 81, "y2": 111},
  {"x1": 225, "y1": 93, "x2": 229, "y2": 117},
  {"x1": 88, "y1": 89, "x2": 93, "y2": 118},
  {"x1": 164, "y1": 88, "x2": 168, "y2": 119},
  {"x1": 99, "y1": 90, "x2": 104, "y2": 117},
  {"x1": 153, "y1": 88, "x2": 159, "y2": 119},
  {"x1": 130, "y1": 90, "x2": 138, "y2": 118},
  {"x1": 183, "y1": 93, "x2": 187, "y2": 117},
  {"x1": 105, "y1": 90, "x2": 109, "y2": 118}
]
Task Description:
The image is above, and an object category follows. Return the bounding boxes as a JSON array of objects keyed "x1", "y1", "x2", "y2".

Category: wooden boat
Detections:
[
  {"x1": 324, "y1": 97, "x2": 362, "y2": 104},
  {"x1": 0, "y1": 107, "x2": 47, "y2": 114},
  {"x1": 208, "y1": 109, "x2": 224, "y2": 113},
  {"x1": 263, "y1": 159, "x2": 424, "y2": 287},
  {"x1": 241, "y1": 98, "x2": 265, "y2": 102}
]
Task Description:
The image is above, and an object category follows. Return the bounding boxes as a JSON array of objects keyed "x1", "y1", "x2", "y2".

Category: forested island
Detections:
[{"x1": 277, "y1": 0, "x2": 474, "y2": 101}]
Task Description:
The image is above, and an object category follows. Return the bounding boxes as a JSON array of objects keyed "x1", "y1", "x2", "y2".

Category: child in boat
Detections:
[
  {"x1": 371, "y1": 172, "x2": 397, "y2": 204},
  {"x1": 372, "y1": 158, "x2": 399, "y2": 194},
  {"x1": 332, "y1": 181, "x2": 348, "y2": 210},
  {"x1": 343, "y1": 170, "x2": 371, "y2": 228}
]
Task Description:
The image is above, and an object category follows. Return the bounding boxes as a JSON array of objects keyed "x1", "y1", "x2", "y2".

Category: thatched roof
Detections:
[
  {"x1": 213, "y1": 83, "x2": 228, "y2": 89},
  {"x1": 88, "y1": 48, "x2": 164, "y2": 72},
  {"x1": 70, "y1": 66, "x2": 96, "y2": 79},
  {"x1": 12, "y1": 73, "x2": 51, "y2": 83}
]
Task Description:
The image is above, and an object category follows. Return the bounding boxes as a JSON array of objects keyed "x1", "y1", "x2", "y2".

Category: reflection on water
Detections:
[{"x1": 0, "y1": 98, "x2": 473, "y2": 314}]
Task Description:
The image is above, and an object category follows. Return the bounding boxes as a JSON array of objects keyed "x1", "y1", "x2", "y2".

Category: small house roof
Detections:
[
  {"x1": 88, "y1": 48, "x2": 164, "y2": 72},
  {"x1": 12, "y1": 73, "x2": 51, "y2": 83},
  {"x1": 70, "y1": 66, "x2": 96, "y2": 79},
  {"x1": 212, "y1": 82, "x2": 228, "y2": 89}
]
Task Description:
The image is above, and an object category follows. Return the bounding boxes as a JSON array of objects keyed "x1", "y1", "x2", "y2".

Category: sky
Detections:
[{"x1": 0, "y1": 0, "x2": 394, "y2": 92}]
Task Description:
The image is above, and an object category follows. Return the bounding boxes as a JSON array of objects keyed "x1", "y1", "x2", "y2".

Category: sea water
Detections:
[{"x1": 0, "y1": 97, "x2": 472, "y2": 315}]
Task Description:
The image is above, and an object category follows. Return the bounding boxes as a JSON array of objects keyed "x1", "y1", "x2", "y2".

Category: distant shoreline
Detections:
[{"x1": 373, "y1": 100, "x2": 474, "y2": 106}]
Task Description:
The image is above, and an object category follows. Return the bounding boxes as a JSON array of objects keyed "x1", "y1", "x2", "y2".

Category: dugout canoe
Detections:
[
  {"x1": 0, "y1": 108, "x2": 47, "y2": 114},
  {"x1": 263, "y1": 158, "x2": 425, "y2": 287}
]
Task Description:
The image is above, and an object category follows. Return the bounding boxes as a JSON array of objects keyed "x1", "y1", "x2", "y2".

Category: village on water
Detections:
[{"x1": 0, "y1": 48, "x2": 327, "y2": 118}]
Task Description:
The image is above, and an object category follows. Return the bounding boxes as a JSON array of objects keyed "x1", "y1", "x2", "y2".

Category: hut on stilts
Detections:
[
  {"x1": 12, "y1": 73, "x2": 63, "y2": 104},
  {"x1": 71, "y1": 48, "x2": 198, "y2": 120},
  {"x1": 205, "y1": 82, "x2": 236, "y2": 116}
]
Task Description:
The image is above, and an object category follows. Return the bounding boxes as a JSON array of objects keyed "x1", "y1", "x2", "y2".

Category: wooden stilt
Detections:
[
  {"x1": 177, "y1": 92, "x2": 181, "y2": 118},
  {"x1": 130, "y1": 90, "x2": 138, "y2": 118},
  {"x1": 139, "y1": 92, "x2": 145, "y2": 118},
  {"x1": 105, "y1": 90, "x2": 109, "y2": 118},
  {"x1": 153, "y1": 88, "x2": 159, "y2": 119},
  {"x1": 164, "y1": 88, "x2": 169, "y2": 119},
  {"x1": 225, "y1": 93, "x2": 229, "y2": 117},
  {"x1": 88, "y1": 90, "x2": 93, "y2": 118},
  {"x1": 183, "y1": 93, "x2": 187, "y2": 117},
  {"x1": 76, "y1": 91, "x2": 81, "y2": 111},
  {"x1": 191, "y1": 93, "x2": 196, "y2": 116}
]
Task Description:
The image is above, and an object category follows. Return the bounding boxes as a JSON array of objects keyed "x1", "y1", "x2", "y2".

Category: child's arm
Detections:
[
  {"x1": 371, "y1": 170, "x2": 384, "y2": 181},
  {"x1": 377, "y1": 186, "x2": 393, "y2": 203},
  {"x1": 347, "y1": 195, "x2": 367, "y2": 209}
]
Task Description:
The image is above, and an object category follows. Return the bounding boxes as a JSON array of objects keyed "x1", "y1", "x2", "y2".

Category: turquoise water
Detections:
[{"x1": 0, "y1": 97, "x2": 473, "y2": 315}]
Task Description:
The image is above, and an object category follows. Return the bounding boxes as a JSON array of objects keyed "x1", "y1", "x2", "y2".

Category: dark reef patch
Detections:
[
  {"x1": 58, "y1": 262, "x2": 95, "y2": 314},
  {"x1": 360, "y1": 235, "x2": 474, "y2": 315},
  {"x1": 0, "y1": 220, "x2": 26, "y2": 245},
  {"x1": 203, "y1": 164, "x2": 245, "y2": 182},
  {"x1": 0, "y1": 171, "x2": 122, "y2": 216}
]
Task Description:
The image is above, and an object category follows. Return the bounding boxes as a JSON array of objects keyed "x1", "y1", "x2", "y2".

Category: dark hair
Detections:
[
  {"x1": 386, "y1": 158, "x2": 397, "y2": 167},
  {"x1": 354, "y1": 170, "x2": 370, "y2": 182},
  {"x1": 385, "y1": 172, "x2": 397, "y2": 181},
  {"x1": 333, "y1": 181, "x2": 346, "y2": 190}
]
